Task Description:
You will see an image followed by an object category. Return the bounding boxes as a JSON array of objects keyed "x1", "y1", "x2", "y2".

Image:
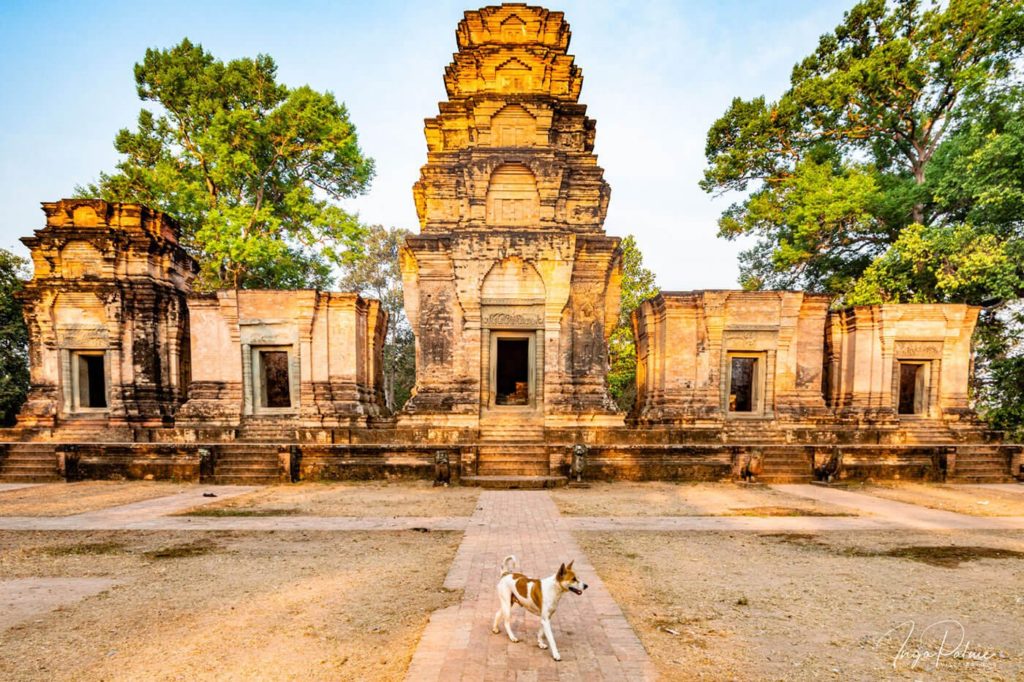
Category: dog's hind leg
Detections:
[
  {"x1": 493, "y1": 585, "x2": 519, "y2": 642},
  {"x1": 502, "y1": 602, "x2": 519, "y2": 643},
  {"x1": 492, "y1": 608, "x2": 503, "y2": 635}
]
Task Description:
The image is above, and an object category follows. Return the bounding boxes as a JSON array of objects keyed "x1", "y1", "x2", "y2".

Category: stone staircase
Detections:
[
  {"x1": 476, "y1": 446, "x2": 549, "y2": 476},
  {"x1": 950, "y1": 446, "x2": 1014, "y2": 483},
  {"x1": 756, "y1": 448, "x2": 813, "y2": 483},
  {"x1": 235, "y1": 419, "x2": 298, "y2": 443},
  {"x1": 211, "y1": 444, "x2": 282, "y2": 484},
  {"x1": 723, "y1": 423, "x2": 789, "y2": 445},
  {"x1": 0, "y1": 444, "x2": 61, "y2": 482},
  {"x1": 464, "y1": 418, "x2": 564, "y2": 487}
]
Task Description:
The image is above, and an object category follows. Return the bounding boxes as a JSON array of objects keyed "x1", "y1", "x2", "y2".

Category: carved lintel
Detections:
[
  {"x1": 894, "y1": 340, "x2": 944, "y2": 359},
  {"x1": 482, "y1": 304, "x2": 545, "y2": 329},
  {"x1": 484, "y1": 312, "x2": 543, "y2": 328},
  {"x1": 56, "y1": 326, "x2": 109, "y2": 348}
]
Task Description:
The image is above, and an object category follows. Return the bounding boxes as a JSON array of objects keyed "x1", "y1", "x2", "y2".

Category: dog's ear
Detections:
[
  {"x1": 557, "y1": 563, "x2": 566, "y2": 579},
  {"x1": 567, "y1": 560, "x2": 574, "y2": 570}
]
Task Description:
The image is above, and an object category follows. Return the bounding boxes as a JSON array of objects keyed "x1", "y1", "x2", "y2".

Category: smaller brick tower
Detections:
[{"x1": 16, "y1": 199, "x2": 197, "y2": 438}]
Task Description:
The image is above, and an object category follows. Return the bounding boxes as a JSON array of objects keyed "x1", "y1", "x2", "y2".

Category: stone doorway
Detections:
[
  {"x1": 898, "y1": 362, "x2": 929, "y2": 415},
  {"x1": 70, "y1": 351, "x2": 108, "y2": 411},
  {"x1": 488, "y1": 331, "x2": 536, "y2": 409},
  {"x1": 495, "y1": 338, "x2": 530, "y2": 405}
]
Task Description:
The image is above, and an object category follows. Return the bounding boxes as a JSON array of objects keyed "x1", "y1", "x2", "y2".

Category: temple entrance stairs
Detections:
[
  {"x1": 464, "y1": 416, "x2": 564, "y2": 488},
  {"x1": 0, "y1": 444, "x2": 61, "y2": 482},
  {"x1": 235, "y1": 418, "x2": 299, "y2": 443},
  {"x1": 949, "y1": 446, "x2": 1015, "y2": 483},
  {"x1": 755, "y1": 448, "x2": 813, "y2": 483},
  {"x1": 210, "y1": 444, "x2": 282, "y2": 485}
]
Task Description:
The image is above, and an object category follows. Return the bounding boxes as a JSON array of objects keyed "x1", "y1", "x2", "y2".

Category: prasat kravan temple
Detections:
[{"x1": 1, "y1": 5, "x2": 1019, "y2": 486}]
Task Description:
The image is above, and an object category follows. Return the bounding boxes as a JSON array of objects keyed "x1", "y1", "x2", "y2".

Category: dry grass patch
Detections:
[
  {"x1": 181, "y1": 480, "x2": 481, "y2": 517},
  {"x1": 764, "y1": 532, "x2": 1024, "y2": 568},
  {"x1": 35, "y1": 541, "x2": 126, "y2": 557},
  {"x1": 722, "y1": 505, "x2": 853, "y2": 517},
  {"x1": 578, "y1": 529, "x2": 1024, "y2": 680},
  {"x1": 142, "y1": 538, "x2": 220, "y2": 560},
  {"x1": 0, "y1": 529, "x2": 461, "y2": 681},
  {"x1": 551, "y1": 482, "x2": 853, "y2": 517},
  {"x1": 0, "y1": 482, "x2": 187, "y2": 517},
  {"x1": 856, "y1": 482, "x2": 1024, "y2": 516}
]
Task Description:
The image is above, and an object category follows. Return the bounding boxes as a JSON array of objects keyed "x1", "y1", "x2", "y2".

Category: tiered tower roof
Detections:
[{"x1": 413, "y1": 3, "x2": 610, "y2": 234}]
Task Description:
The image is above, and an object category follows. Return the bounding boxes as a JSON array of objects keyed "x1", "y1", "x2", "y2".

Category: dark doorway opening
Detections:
[
  {"x1": 496, "y1": 338, "x2": 530, "y2": 406},
  {"x1": 260, "y1": 350, "x2": 291, "y2": 408},
  {"x1": 898, "y1": 362, "x2": 925, "y2": 415},
  {"x1": 729, "y1": 356, "x2": 757, "y2": 413},
  {"x1": 77, "y1": 354, "x2": 107, "y2": 408}
]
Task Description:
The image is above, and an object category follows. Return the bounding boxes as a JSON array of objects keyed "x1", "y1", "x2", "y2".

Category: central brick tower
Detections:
[{"x1": 400, "y1": 4, "x2": 623, "y2": 444}]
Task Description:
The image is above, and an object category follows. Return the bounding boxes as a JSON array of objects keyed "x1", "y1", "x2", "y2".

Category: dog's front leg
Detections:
[
  {"x1": 536, "y1": 625, "x2": 548, "y2": 650},
  {"x1": 541, "y1": 617, "x2": 560, "y2": 661}
]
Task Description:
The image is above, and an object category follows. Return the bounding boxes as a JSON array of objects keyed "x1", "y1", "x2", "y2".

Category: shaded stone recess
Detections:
[{"x1": 0, "y1": 4, "x2": 1016, "y2": 485}]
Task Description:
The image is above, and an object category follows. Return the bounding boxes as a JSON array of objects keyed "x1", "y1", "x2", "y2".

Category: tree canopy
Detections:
[
  {"x1": 702, "y1": 0, "x2": 1024, "y2": 300},
  {"x1": 608, "y1": 235, "x2": 659, "y2": 412},
  {"x1": 79, "y1": 38, "x2": 375, "y2": 290},
  {"x1": 0, "y1": 249, "x2": 29, "y2": 426}
]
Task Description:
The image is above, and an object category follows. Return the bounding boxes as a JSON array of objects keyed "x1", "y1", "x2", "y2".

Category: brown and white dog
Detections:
[{"x1": 491, "y1": 555, "x2": 588, "y2": 661}]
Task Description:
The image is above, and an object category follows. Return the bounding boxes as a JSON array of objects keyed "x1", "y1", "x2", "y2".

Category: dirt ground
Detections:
[
  {"x1": 0, "y1": 482, "x2": 186, "y2": 517},
  {"x1": 181, "y1": 481, "x2": 481, "y2": 517},
  {"x1": 855, "y1": 482, "x2": 1024, "y2": 517},
  {"x1": 551, "y1": 482, "x2": 854, "y2": 517},
  {"x1": 578, "y1": 528, "x2": 1024, "y2": 681},
  {"x1": 0, "y1": 529, "x2": 461, "y2": 681}
]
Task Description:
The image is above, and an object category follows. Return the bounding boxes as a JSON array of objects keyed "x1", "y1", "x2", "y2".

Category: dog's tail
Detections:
[{"x1": 500, "y1": 555, "x2": 519, "y2": 576}]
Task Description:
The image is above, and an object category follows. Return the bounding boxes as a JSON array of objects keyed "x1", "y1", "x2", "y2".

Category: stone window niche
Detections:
[
  {"x1": 897, "y1": 361, "x2": 930, "y2": 416},
  {"x1": 252, "y1": 346, "x2": 295, "y2": 412},
  {"x1": 70, "y1": 350, "x2": 108, "y2": 411},
  {"x1": 491, "y1": 104, "x2": 535, "y2": 147},
  {"x1": 726, "y1": 352, "x2": 765, "y2": 416},
  {"x1": 485, "y1": 164, "x2": 540, "y2": 226}
]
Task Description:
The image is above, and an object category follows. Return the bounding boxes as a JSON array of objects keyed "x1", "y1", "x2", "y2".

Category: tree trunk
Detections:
[{"x1": 911, "y1": 160, "x2": 926, "y2": 225}]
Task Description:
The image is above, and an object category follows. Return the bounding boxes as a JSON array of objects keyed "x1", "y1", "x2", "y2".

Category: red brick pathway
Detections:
[{"x1": 405, "y1": 490, "x2": 657, "y2": 681}]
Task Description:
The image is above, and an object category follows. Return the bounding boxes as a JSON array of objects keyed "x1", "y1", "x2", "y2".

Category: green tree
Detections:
[
  {"x1": 608, "y1": 235, "x2": 659, "y2": 412},
  {"x1": 338, "y1": 225, "x2": 415, "y2": 411},
  {"x1": 79, "y1": 38, "x2": 375, "y2": 290},
  {"x1": 0, "y1": 249, "x2": 29, "y2": 427},
  {"x1": 973, "y1": 305, "x2": 1024, "y2": 441},
  {"x1": 702, "y1": 0, "x2": 1024, "y2": 294}
]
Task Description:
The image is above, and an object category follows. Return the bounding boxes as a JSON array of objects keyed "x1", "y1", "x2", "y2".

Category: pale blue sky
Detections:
[{"x1": 0, "y1": 0, "x2": 852, "y2": 289}]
